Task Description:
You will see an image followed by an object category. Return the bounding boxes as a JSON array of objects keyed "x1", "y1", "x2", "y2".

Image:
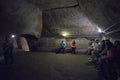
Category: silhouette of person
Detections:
[
  {"x1": 2, "y1": 36, "x2": 14, "y2": 64},
  {"x1": 71, "y1": 40, "x2": 76, "y2": 54},
  {"x1": 56, "y1": 40, "x2": 66, "y2": 54}
]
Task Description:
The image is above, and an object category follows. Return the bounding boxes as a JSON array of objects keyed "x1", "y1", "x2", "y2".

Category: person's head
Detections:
[
  {"x1": 101, "y1": 40, "x2": 106, "y2": 49},
  {"x1": 113, "y1": 40, "x2": 120, "y2": 50},
  {"x1": 91, "y1": 39, "x2": 95, "y2": 42},
  {"x1": 73, "y1": 40, "x2": 76, "y2": 42},
  {"x1": 116, "y1": 41, "x2": 120, "y2": 51},
  {"x1": 95, "y1": 39, "x2": 99, "y2": 43},
  {"x1": 106, "y1": 40, "x2": 113, "y2": 50},
  {"x1": 101, "y1": 40, "x2": 105, "y2": 44},
  {"x1": 91, "y1": 39, "x2": 94, "y2": 41},
  {"x1": 113, "y1": 40, "x2": 119, "y2": 47}
]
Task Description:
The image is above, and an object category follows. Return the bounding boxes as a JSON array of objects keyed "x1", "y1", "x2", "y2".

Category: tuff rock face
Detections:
[
  {"x1": 78, "y1": 0, "x2": 120, "y2": 39},
  {"x1": 0, "y1": 0, "x2": 120, "y2": 39}
]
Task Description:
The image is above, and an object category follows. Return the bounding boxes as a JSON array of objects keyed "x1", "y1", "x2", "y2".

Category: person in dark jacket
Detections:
[
  {"x1": 56, "y1": 40, "x2": 66, "y2": 54},
  {"x1": 2, "y1": 36, "x2": 14, "y2": 64}
]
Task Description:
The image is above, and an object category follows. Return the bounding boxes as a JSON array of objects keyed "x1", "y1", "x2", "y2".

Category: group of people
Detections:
[
  {"x1": 56, "y1": 40, "x2": 76, "y2": 54},
  {"x1": 1, "y1": 36, "x2": 120, "y2": 80},
  {"x1": 87, "y1": 39, "x2": 120, "y2": 80}
]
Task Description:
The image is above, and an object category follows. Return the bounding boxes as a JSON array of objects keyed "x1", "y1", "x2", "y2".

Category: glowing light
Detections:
[
  {"x1": 98, "y1": 28, "x2": 102, "y2": 33},
  {"x1": 97, "y1": 27, "x2": 105, "y2": 33},
  {"x1": 62, "y1": 33, "x2": 67, "y2": 37},
  {"x1": 61, "y1": 31, "x2": 69, "y2": 37},
  {"x1": 11, "y1": 35, "x2": 15, "y2": 38}
]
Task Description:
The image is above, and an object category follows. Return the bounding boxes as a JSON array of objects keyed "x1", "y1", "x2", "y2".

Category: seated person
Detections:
[
  {"x1": 56, "y1": 40, "x2": 66, "y2": 54},
  {"x1": 87, "y1": 39, "x2": 95, "y2": 55}
]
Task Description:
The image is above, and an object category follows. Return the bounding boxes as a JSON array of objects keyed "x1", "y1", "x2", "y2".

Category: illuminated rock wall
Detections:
[{"x1": 38, "y1": 38, "x2": 89, "y2": 51}]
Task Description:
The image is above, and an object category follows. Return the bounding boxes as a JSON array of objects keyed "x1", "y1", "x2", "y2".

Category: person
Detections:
[
  {"x1": 87, "y1": 39, "x2": 95, "y2": 55},
  {"x1": 56, "y1": 40, "x2": 66, "y2": 54},
  {"x1": 2, "y1": 36, "x2": 14, "y2": 64},
  {"x1": 112, "y1": 40, "x2": 120, "y2": 78},
  {"x1": 89, "y1": 39, "x2": 101, "y2": 62},
  {"x1": 97, "y1": 40, "x2": 116, "y2": 79},
  {"x1": 71, "y1": 40, "x2": 76, "y2": 54}
]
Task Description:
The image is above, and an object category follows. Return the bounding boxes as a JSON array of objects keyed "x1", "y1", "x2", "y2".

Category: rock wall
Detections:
[
  {"x1": 77, "y1": 0, "x2": 120, "y2": 39},
  {"x1": 38, "y1": 38, "x2": 89, "y2": 51},
  {"x1": 0, "y1": 0, "x2": 43, "y2": 37}
]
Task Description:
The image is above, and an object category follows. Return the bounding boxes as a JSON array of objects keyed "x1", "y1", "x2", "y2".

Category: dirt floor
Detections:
[{"x1": 0, "y1": 50, "x2": 110, "y2": 80}]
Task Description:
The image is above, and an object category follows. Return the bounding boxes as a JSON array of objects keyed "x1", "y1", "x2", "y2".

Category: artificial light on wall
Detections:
[
  {"x1": 61, "y1": 31, "x2": 69, "y2": 37},
  {"x1": 98, "y1": 28, "x2": 102, "y2": 33},
  {"x1": 11, "y1": 34, "x2": 15, "y2": 38},
  {"x1": 62, "y1": 33, "x2": 67, "y2": 37},
  {"x1": 97, "y1": 27, "x2": 105, "y2": 33}
]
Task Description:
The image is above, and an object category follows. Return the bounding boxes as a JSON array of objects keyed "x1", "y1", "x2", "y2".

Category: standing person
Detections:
[
  {"x1": 56, "y1": 40, "x2": 66, "y2": 54},
  {"x1": 2, "y1": 36, "x2": 14, "y2": 64},
  {"x1": 71, "y1": 40, "x2": 76, "y2": 54}
]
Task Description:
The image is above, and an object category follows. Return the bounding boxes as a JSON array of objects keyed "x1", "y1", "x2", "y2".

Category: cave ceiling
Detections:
[{"x1": 0, "y1": 0, "x2": 120, "y2": 39}]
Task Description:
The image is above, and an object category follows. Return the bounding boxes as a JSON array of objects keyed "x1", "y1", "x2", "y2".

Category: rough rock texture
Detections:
[
  {"x1": 78, "y1": 0, "x2": 120, "y2": 38},
  {"x1": 38, "y1": 38, "x2": 89, "y2": 51},
  {"x1": 0, "y1": 0, "x2": 120, "y2": 38},
  {"x1": 0, "y1": 0, "x2": 120, "y2": 51},
  {"x1": 42, "y1": 6, "x2": 99, "y2": 37},
  {"x1": 27, "y1": 0, "x2": 78, "y2": 10},
  {"x1": 0, "y1": 0, "x2": 42, "y2": 37}
]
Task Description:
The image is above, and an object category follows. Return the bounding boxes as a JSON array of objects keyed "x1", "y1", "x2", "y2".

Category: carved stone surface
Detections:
[{"x1": 0, "y1": 0, "x2": 120, "y2": 38}]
